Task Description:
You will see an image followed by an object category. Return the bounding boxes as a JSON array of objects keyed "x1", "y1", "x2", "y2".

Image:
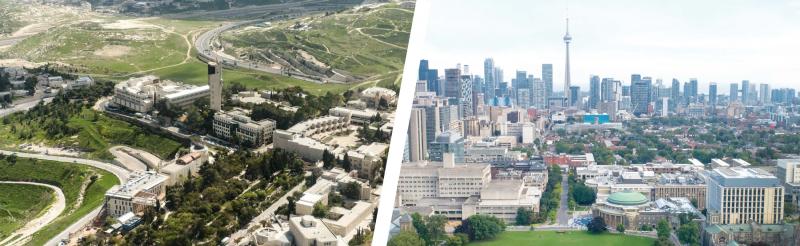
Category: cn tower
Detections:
[{"x1": 563, "y1": 18, "x2": 572, "y2": 106}]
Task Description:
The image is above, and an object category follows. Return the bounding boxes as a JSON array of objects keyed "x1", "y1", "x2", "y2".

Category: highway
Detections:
[{"x1": 193, "y1": 0, "x2": 354, "y2": 84}]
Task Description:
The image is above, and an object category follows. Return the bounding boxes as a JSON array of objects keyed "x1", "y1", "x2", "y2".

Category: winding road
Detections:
[{"x1": 0, "y1": 182, "x2": 65, "y2": 246}]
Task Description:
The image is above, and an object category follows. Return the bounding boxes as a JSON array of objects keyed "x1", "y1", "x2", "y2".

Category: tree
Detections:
[
  {"x1": 388, "y1": 231, "x2": 424, "y2": 246},
  {"x1": 340, "y1": 181, "x2": 361, "y2": 200},
  {"x1": 455, "y1": 214, "x2": 505, "y2": 241},
  {"x1": 515, "y1": 207, "x2": 533, "y2": 226},
  {"x1": 572, "y1": 183, "x2": 597, "y2": 205},
  {"x1": 616, "y1": 223, "x2": 626, "y2": 233},
  {"x1": 312, "y1": 202, "x2": 327, "y2": 218},
  {"x1": 342, "y1": 152, "x2": 352, "y2": 171},
  {"x1": 587, "y1": 216, "x2": 607, "y2": 234},
  {"x1": 677, "y1": 222, "x2": 700, "y2": 245},
  {"x1": 322, "y1": 149, "x2": 335, "y2": 169},
  {"x1": 656, "y1": 219, "x2": 671, "y2": 239}
]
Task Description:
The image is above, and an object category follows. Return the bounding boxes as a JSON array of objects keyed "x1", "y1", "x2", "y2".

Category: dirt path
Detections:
[{"x1": 0, "y1": 181, "x2": 66, "y2": 246}]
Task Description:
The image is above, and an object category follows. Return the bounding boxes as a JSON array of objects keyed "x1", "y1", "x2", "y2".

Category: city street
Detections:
[{"x1": 557, "y1": 172, "x2": 569, "y2": 226}]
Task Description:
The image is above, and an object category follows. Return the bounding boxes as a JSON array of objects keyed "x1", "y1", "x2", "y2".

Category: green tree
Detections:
[
  {"x1": 616, "y1": 223, "x2": 625, "y2": 233},
  {"x1": 455, "y1": 214, "x2": 505, "y2": 241},
  {"x1": 656, "y1": 219, "x2": 671, "y2": 239},
  {"x1": 312, "y1": 202, "x2": 328, "y2": 218},
  {"x1": 515, "y1": 207, "x2": 533, "y2": 225},
  {"x1": 587, "y1": 216, "x2": 607, "y2": 234},
  {"x1": 572, "y1": 183, "x2": 597, "y2": 205},
  {"x1": 677, "y1": 222, "x2": 700, "y2": 245},
  {"x1": 388, "y1": 231, "x2": 425, "y2": 246}
]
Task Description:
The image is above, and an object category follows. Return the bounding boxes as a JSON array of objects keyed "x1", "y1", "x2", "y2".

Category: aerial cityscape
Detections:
[
  {"x1": 0, "y1": 0, "x2": 412, "y2": 245},
  {"x1": 388, "y1": 1, "x2": 800, "y2": 246}
]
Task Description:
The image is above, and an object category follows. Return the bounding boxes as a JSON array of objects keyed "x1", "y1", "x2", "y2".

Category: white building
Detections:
[
  {"x1": 274, "y1": 115, "x2": 350, "y2": 161},
  {"x1": 105, "y1": 171, "x2": 168, "y2": 218},
  {"x1": 289, "y1": 216, "x2": 343, "y2": 246},
  {"x1": 213, "y1": 108, "x2": 276, "y2": 146},
  {"x1": 328, "y1": 107, "x2": 380, "y2": 125},
  {"x1": 111, "y1": 75, "x2": 209, "y2": 113}
]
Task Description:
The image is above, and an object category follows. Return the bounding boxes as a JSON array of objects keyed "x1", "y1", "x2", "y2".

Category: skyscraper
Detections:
[
  {"x1": 670, "y1": 79, "x2": 680, "y2": 110},
  {"x1": 631, "y1": 75, "x2": 652, "y2": 115},
  {"x1": 460, "y1": 75, "x2": 474, "y2": 118},
  {"x1": 741, "y1": 80, "x2": 750, "y2": 105},
  {"x1": 532, "y1": 77, "x2": 546, "y2": 109},
  {"x1": 542, "y1": 64, "x2": 553, "y2": 98},
  {"x1": 444, "y1": 68, "x2": 461, "y2": 98},
  {"x1": 513, "y1": 70, "x2": 528, "y2": 106},
  {"x1": 563, "y1": 18, "x2": 572, "y2": 105},
  {"x1": 760, "y1": 83, "x2": 771, "y2": 105},
  {"x1": 208, "y1": 62, "x2": 223, "y2": 111},
  {"x1": 730, "y1": 83, "x2": 739, "y2": 102},
  {"x1": 601, "y1": 78, "x2": 620, "y2": 103},
  {"x1": 709, "y1": 82, "x2": 718, "y2": 106},
  {"x1": 569, "y1": 86, "x2": 580, "y2": 107},
  {"x1": 589, "y1": 75, "x2": 601, "y2": 109},
  {"x1": 483, "y1": 58, "x2": 496, "y2": 100},
  {"x1": 418, "y1": 60, "x2": 429, "y2": 81},
  {"x1": 689, "y1": 78, "x2": 699, "y2": 103},
  {"x1": 426, "y1": 69, "x2": 439, "y2": 95},
  {"x1": 407, "y1": 108, "x2": 427, "y2": 162}
]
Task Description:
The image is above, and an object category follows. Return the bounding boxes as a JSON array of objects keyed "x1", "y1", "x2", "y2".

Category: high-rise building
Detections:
[
  {"x1": 407, "y1": 108, "x2": 427, "y2": 162},
  {"x1": 601, "y1": 78, "x2": 620, "y2": 103},
  {"x1": 689, "y1": 78, "x2": 699, "y2": 103},
  {"x1": 631, "y1": 75, "x2": 652, "y2": 115},
  {"x1": 777, "y1": 159, "x2": 800, "y2": 207},
  {"x1": 730, "y1": 83, "x2": 739, "y2": 102},
  {"x1": 418, "y1": 60, "x2": 429, "y2": 82},
  {"x1": 569, "y1": 86, "x2": 580, "y2": 106},
  {"x1": 444, "y1": 68, "x2": 461, "y2": 98},
  {"x1": 460, "y1": 75, "x2": 474, "y2": 118},
  {"x1": 426, "y1": 69, "x2": 439, "y2": 95},
  {"x1": 208, "y1": 62, "x2": 223, "y2": 111},
  {"x1": 483, "y1": 58, "x2": 496, "y2": 100},
  {"x1": 741, "y1": 80, "x2": 750, "y2": 105},
  {"x1": 760, "y1": 84, "x2": 771, "y2": 105},
  {"x1": 589, "y1": 75, "x2": 601, "y2": 109},
  {"x1": 532, "y1": 78, "x2": 546, "y2": 109},
  {"x1": 513, "y1": 70, "x2": 528, "y2": 105},
  {"x1": 709, "y1": 83, "x2": 718, "y2": 106},
  {"x1": 542, "y1": 64, "x2": 553, "y2": 98},
  {"x1": 428, "y1": 132, "x2": 465, "y2": 162},
  {"x1": 706, "y1": 167, "x2": 784, "y2": 225},
  {"x1": 563, "y1": 18, "x2": 573, "y2": 105}
]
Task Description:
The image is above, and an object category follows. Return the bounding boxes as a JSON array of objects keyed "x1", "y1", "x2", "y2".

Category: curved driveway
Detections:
[{"x1": 0, "y1": 181, "x2": 66, "y2": 246}]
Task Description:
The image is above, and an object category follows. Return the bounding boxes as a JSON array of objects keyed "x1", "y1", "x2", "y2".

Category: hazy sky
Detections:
[{"x1": 417, "y1": 0, "x2": 800, "y2": 94}]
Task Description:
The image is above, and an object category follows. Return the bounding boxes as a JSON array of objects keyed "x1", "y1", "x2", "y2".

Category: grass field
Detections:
[
  {"x1": 0, "y1": 184, "x2": 55, "y2": 240},
  {"x1": 223, "y1": 3, "x2": 411, "y2": 83},
  {"x1": 470, "y1": 231, "x2": 656, "y2": 246},
  {"x1": 0, "y1": 108, "x2": 183, "y2": 160},
  {"x1": 0, "y1": 157, "x2": 119, "y2": 245}
]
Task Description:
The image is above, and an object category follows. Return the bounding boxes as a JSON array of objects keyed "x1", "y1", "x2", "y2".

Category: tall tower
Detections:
[
  {"x1": 563, "y1": 18, "x2": 572, "y2": 105},
  {"x1": 208, "y1": 62, "x2": 223, "y2": 111}
]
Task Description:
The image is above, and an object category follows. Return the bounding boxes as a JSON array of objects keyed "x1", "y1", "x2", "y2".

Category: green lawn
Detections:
[
  {"x1": 471, "y1": 231, "x2": 655, "y2": 246},
  {"x1": 0, "y1": 108, "x2": 183, "y2": 160},
  {"x1": 0, "y1": 157, "x2": 119, "y2": 245},
  {"x1": 0, "y1": 184, "x2": 55, "y2": 240}
]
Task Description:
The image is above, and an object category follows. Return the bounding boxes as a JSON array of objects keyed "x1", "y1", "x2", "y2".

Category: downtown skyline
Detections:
[{"x1": 419, "y1": 0, "x2": 800, "y2": 94}]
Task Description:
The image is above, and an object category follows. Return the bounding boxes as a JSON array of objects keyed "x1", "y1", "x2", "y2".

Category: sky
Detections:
[{"x1": 416, "y1": 0, "x2": 800, "y2": 94}]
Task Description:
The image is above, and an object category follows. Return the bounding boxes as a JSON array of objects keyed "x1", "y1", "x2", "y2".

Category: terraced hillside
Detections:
[{"x1": 222, "y1": 3, "x2": 413, "y2": 87}]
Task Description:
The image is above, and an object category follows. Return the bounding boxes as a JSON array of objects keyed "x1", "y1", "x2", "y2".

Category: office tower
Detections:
[
  {"x1": 428, "y1": 132, "x2": 465, "y2": 162},
  {"x1": 483, "y1": 58, "x2": 496, "y2": 100},
  {"x1": 532, "y1": 78, "x2": 546, "y2": 109},
  {"x1": 689, "y1": 78, "x2": 699, "y2": 103},
  {"x1": 443, "y1": 68, "x2": 461, "y2": 98},
  {"x1": 542, "y1": 64, "x2": 553, "y2": 98},
  {"x1": 631, "y1": 75, "x2": 652, "y2": 115},
  {"x1": 730, "y1": 83, "x2": 739, "y2": 102},
  {"x1": 760, "y1": 84, "x2": 771, "y2": 104},
  {"x1": 741, "y1": 80, "x2": 750, "y2": 104},
  {"x1": 426, "y1": 69, "x2": 439, "y2": 95},
  {"x1": 563, "y1": 18, "x2": 572, "y2": 105},
  {"x1": 601, "y1": 78, "x2": 620, "y2": 103},
  {"x1": 569, "y1": 86, "x2": 580, "y2": 106},
  {"x1": 671, "y1": 79, "x2": 680, "y2": 100},
  {"x1": 415, "y1": 80, "x2": 427, "y2": 93},
  {"x1": 706, "y1": 167, "x2": 784, "y2": 225},
  {"x1": 660, "y1": 97, "x2": 669, "y2": 117},
  {"x1": 589, "y1": 75, "x2": 601, "y2": 109},
  {"x1": 683, "y1": 82, "x2": 691, "y2": 105},
  {"x1": 208, "y1": 62, "x2": 223, "y2": 111},
  {"x1": 439, "y1": 105, "x2": 459, "y2": 132},
  {"x1": 513, "y1": 70, "x2": 528, "y2": 105},
  {"x1": 460, "y1": 75, "x2": 474, "y2": 118},
  {"x1": 407, "y1": 108, "x2": 427, "y2": 162},
  {"x1": 495, "y1": 67, "x2": 505, "y2": 97},
  {"x1": 418, "y1": 60, "x2": 429, "y2": 81},
  {"x1": 472, "y1": 76, "x2": 483, "y2": 115},
  {"x1": 622, "y1": 86, "x2": 631, "y2": 97},
  {"x1": 420, "y1": 104, "x2": 441, "y2": 148},
  {"x1": 749, "y1": 83, "x2": 757, "y2": 105},
  {"x1": 709, "y1": 82, "x2": 718, "y2": 106}
]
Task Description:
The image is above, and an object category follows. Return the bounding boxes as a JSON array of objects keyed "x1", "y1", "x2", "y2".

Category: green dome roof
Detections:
[{"x1": 607, "y1": 191, "x2": 648, "y2": 206}]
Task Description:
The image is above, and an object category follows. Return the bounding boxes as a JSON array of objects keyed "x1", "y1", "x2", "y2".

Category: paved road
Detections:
[
  {"x1": 0, "y1": 98, "x2": 51, "y2": 118},
  {"x1": 0, "y1": 181, "x2": 66, "y2": 246},
  {"x1": 193, "y1": 0, "x2": 356, "y2": 84},
  {"x1": 228, "y1": 180, "x2": 306, "y2": 246},
  {"x1": 557, "y1": 172, "x2": 569, "y2": 226},
  {"x1": 0, "y1": 150, "x2": 130, "y2": 246}
]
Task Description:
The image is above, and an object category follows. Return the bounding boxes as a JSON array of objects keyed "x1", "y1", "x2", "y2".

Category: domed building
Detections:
[{"x1": 591, "y1": 190, "x2": 668, "y2": 230}]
